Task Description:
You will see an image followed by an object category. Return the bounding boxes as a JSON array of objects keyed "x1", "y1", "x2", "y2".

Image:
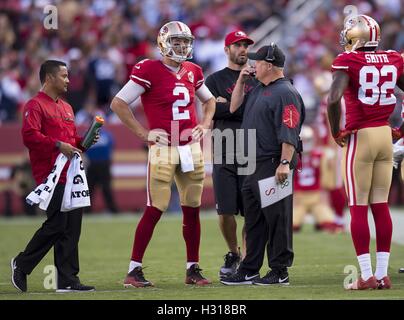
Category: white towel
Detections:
[
  {"x1": 393, "y1": 138, "x2": 404, "y2": 169},
  {"x1": 177, "y1": 145, "x2": 194, "y2": 172},
  {"x1": 61, "y1": 152, "x2": 91, "y2": 212},
  {"x1": 26, "y1": 154, "x2": 68, "y2": 210}
]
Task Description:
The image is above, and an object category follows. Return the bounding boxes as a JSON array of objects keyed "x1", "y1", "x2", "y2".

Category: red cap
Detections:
[{"x1": 224, "y1": 30, "x2": 254, "y2": 47}]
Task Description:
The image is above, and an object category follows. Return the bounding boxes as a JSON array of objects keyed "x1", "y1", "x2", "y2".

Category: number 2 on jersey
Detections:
[
  {"x1": 358, "y1": 65, "x2": 397, "y2": 106},
  {"x1": 172, "y1": 86, "x2": 191, "y2": 120}
]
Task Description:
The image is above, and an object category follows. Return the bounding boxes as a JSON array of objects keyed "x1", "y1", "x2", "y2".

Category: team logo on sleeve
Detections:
[
  {"x1": 282, "y1": 104, "x2": 300, "y2": 128},
  {"x1": 187, "y1": 71, "x2": 194, "y2": 83}
]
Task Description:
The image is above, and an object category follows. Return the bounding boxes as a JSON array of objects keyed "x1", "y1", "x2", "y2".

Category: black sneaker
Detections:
[
  {"x1": 219, "y1": 252, "x2": 241, "y2": 279},
  {"x1": 253, "y1": 269, "x2": 289, "y2": 286},
  {"x1": 220, "y1": 268, "x2": 259, "y2": 286},
  {"x1": 10, "y1": 257, "x2": 27, "y2": 292},
  {"x1": 124, "y1": 266, "x2": 153, "y2": 288},
  {"x1": 56, "y1": 283, "x2": 96, "y2": 293}
]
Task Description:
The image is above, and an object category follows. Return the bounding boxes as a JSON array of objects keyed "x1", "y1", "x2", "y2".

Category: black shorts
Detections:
[{"x1": 212, "y1": 162, "x2": 245, "y2": 216}]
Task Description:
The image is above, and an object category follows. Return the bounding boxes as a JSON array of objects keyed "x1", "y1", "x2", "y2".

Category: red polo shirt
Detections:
[{"x1": 21, "y1": 92, "x2": 82, "y2": 185}]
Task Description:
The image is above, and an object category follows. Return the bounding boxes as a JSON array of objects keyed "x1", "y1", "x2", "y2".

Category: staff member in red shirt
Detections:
[{"x1": 10, "y1": 60, "x2": 96, "y2": 293}]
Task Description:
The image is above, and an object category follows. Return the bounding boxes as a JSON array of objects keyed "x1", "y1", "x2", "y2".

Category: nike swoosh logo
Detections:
[
  {"x1": 279, "y1": 277, "x2": 288, "y2": 283},
  {"x1": 134, "y1": 66, "x2": 140, "y2": 69},
  {"x1": 245, "y1": 275, "x2": 258, "y2": 281}
]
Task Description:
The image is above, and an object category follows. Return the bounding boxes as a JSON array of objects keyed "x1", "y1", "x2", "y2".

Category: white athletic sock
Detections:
[
  {"x1": 375, "y1": 252, "x2": 390, "y2": 280},
  {"x1": 335, "y1": 216, "x2": 345, "y2": 226},
  {"x1": 128, "y1": 260, "x2": 142, "y2": 273},
  {"x1": 357, "y1": 253, "x2": 373, "y2": 281},
  {"x1": 186, "y1": 262, "x2": 198, "y2": 269}
]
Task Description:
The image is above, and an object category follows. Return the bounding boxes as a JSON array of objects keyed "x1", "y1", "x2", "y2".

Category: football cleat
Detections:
[
  {"x1": 346, "y1": 276, "x2": 377, "y2": 290},
  {"x1": 293, "y1": 225, "x2": 302, "y2": 233},
  {"x1": 185, "y1": 264, "x2": 212, "y2": 286},
  {"x1": 124, "y1": 266, "x2": 153, "y2": 288},
  {"x1": 315, "y1": 222, "x2": 344, "y2": 234},
  {"x1": 376, "y1": 276, "x2": 392, "y2": 290}
]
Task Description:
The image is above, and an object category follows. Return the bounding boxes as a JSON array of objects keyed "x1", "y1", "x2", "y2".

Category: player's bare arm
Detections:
[
  {"x1": 327, "y1": 70, "x2": 351, "y2": 147},
  {"x1": 229, "y1": 66, "x2": 254, "y2": 113},
  {"x1": 110, "y1": 97, "x2": 169, "y2": 145}
]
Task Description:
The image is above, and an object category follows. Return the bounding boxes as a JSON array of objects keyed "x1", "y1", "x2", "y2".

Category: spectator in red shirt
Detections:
[{"x1": 10, "y1": 60, "x2": 96, "y2": 293}]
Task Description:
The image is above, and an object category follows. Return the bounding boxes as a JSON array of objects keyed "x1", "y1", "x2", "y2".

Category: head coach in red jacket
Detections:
[{"x1": 10, "y1": 60, "x2": 96, "y2": 293}]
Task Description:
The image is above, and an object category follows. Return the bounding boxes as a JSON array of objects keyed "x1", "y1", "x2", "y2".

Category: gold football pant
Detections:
[
  {"x1": 293, "y1": 191, "x2": 334, "y2": 226},
  {"x1": 342, "y1": 126, "x2": 393, "y2": 206},
  {"x1": 146, "y1": 143, "x2": 205, "y2": 212}
]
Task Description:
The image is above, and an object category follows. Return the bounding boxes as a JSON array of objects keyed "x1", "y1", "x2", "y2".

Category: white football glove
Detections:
[{"x1": 393, "y1": 138, "x2": 404, "y2": 169}]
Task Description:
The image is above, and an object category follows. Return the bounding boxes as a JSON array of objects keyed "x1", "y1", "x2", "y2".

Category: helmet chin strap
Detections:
[
  {"x1": 169, "y1": 51, "x2": 187, "y2": 63},
  {"x1": 171, "y1": 56, "x2": 187, "y2": 63},
  {"x1": 350, "y1": 40, "x2": 361, "y2": 51}
]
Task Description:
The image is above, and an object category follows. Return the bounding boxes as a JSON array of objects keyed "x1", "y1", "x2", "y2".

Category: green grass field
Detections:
[{"x1": 1, "y1": 213, "x2": 404, "y2": 300}]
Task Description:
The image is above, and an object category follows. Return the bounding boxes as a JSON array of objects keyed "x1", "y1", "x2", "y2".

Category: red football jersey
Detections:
[
  {"x1": 331, "y1": 50, "x2": 403, "y2": 130},
  {"x1": 130, "y1": 59, "x2": 205, "y2": 145},
  {"x1": 294, "y1": 150, "x2": 322, "y2": 191}
]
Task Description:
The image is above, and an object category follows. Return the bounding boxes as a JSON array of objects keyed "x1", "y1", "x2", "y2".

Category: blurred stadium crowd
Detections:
[
  {"x1": 0, "y1": 0, "x2": 404, "y2": 214},
  {"x1": 0, "y1": 0, "x2": 403, "y2": 122}
]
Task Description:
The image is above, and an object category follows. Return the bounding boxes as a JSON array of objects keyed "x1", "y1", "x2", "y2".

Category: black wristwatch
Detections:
[{"x1": 280, "y1": 159, "x2": 290, "y2": 166}]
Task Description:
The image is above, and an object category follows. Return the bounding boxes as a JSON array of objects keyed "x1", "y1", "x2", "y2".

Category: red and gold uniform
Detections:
[
  {"x1": 331, "y1": 50, "x2": 403, "y2": 206},
  {"x1": 293, "y1": 149, "x2": 336, "y2": 231},
  {"x1": 130, "y1": 59, "x2": 206, "y2": 211}
]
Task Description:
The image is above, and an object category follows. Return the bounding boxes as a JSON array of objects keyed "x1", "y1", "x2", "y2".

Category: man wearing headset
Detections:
[{"x1": 221, "y1": 43, "x2": 305, "y2": 286}]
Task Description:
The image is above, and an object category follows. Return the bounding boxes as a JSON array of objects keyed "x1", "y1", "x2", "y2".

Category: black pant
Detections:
[
  {"x1": 87, "y1": 160, "x2": 117, "y2": 213},
  {"x1": 15, "y1": 184, "x2": 83, "y2": 288},
  {"x1": 240, "y1": 158, "x2": 294, "y2": 273}
]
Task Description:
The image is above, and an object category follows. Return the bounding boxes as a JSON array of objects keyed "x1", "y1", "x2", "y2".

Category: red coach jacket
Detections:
[{"x1": 21, "y1": 91, "x2": 83, "y2": 185}]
